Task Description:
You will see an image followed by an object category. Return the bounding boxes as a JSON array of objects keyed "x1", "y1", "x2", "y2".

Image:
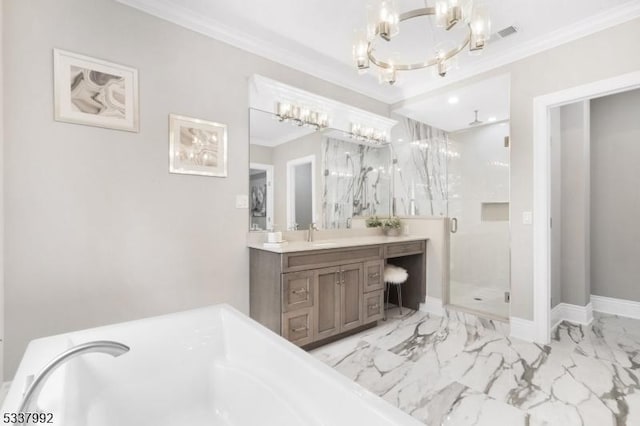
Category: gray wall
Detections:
[
  {"x1": 2, "y1": 0, "x2": 388, "y2": 378},
  {"x1": 271, "y1": 132, "x2": 323, "y2": 230},
  {"x1": 294, "y1": 163, "x2": 313, "y2": 228},
  {"x1": 0, "y1": 1, "x2": 4, "y2": 381},
  {"x1": 560, "y1": 102, "x2": 591, "y2": 306},
  {"x1": 549, "y1": 108, "x2": 562, "y2": 308},
  {"x1": 396, "y1": 17, "x2": 640, "y2": 320},
  {"x1": 550, "y1": 102, "x2": 591, "y2": 307},
  {"x1": 591, "y1": 89, "x2": 640, "y2": 301}
]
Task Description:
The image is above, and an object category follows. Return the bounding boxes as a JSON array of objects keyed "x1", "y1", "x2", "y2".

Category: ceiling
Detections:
[
  {"x1": 394, "y1": 74, "x2": 510, "y2": 132},
  {"x1": 117, "y1": 0, "x2": 640, "y2": 104}
]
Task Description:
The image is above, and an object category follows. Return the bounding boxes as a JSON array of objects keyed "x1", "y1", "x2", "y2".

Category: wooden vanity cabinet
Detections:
[{"x1": 250, "y1": 240, "x2": 426, "y2": 348}]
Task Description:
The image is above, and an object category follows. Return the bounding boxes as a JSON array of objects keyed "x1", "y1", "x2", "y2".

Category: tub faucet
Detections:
[
  {"x1": 307, "y1": 223, "x2": 318, "y2": 242},
  {"x1": 18, "y1": 340, "x2": 129, "y2": 414}
]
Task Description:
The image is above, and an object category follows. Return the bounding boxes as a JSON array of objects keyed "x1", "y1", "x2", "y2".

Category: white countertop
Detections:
[{"x1": 248, "y1": 235, "x2": 428, "y2": 254}]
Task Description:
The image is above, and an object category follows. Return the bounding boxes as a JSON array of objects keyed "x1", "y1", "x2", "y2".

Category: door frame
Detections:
[
  {"x1": 249, "y1": 162, "x2": 274, "y2": 230},
  {"x1": 286, "y1": 155, "x2": 316, "y2": 230},
  {"x1": 532, "y1": 71, "x2": 640, "y2": 343}
]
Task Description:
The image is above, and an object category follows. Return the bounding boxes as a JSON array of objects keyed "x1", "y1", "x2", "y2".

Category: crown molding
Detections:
[
  {"x1": 394, "y1": 0, "x2": 640, "y2": 106},
  {"x1": 114, "y1": 0, "x2": 399, "y2": 104},
  {"x1": 116, "y1": 0, "x2": 640, "y2": 106}
]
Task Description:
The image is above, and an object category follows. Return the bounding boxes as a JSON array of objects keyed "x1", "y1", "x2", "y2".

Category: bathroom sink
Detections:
[{"x1": 311, "y1": 241, "x2": 338, "y2": 247}]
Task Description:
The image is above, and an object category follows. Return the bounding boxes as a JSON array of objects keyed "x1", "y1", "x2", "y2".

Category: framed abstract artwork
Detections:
[
  {"x1": 53, "y1": 49, "x2": 139, "y2": 132},
  {"x1": 169, "y1": 114, "x2": 228, "y2": 177}
]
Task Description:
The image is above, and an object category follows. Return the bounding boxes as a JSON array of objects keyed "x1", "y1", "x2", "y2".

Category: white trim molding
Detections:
[
  {"x1": 116, "y1": 0, "x2": 640, "y2": 104},
  {"x1": 510, "y1": 317, "x2": 538, "y2": 342},
  {"x1": 532, "y1": 71, "x2": 640, "y2": 344},
  {"x1": 591, "y1": 295, "x2": 640, "y2": 320},
  {"x1": 420, "y1": 297, "x2": 445, "y2": 317},
  {"x1": 550, "y1": 303, "x2": 594, "y2": 330}
]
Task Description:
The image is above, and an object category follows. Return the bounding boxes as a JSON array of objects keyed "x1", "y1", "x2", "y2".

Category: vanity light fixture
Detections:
[
  {"x1": 275, "y1": 101, "x2": 329, "y2": 130},
  {"x1": 350, "y1": 122, "x2": 389, "y2": 145},
  {"x1": 352, "y1": 0, "x2": 491, "y2": 84}
]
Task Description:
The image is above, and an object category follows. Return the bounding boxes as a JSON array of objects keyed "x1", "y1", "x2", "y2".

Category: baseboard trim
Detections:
[
  {"x1": 591, "y1": 295, "x2": 640, "y2": 320},
  {"x1": 419, "y1": 297, "x2": 445, "y2": 317},
  {"x1": 510, "y1": 317, "x2": 537, "y2": 342},
  {"x1": 551, "y1": 302, "x2": 594, "y2": 329}
]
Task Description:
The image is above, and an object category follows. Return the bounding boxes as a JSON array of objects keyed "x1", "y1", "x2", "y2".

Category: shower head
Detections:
[{"x1": 469, "y1": 110, "x2": 483, "y2": 126}]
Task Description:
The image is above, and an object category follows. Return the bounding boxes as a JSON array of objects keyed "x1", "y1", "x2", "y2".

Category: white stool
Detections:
[{"x1": 383, "y1": 264, "x2": 408, "y2": 320}]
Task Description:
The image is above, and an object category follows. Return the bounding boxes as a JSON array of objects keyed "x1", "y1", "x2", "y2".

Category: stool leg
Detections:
[
  {"x1": 384, "y1": 282, "x2": 389, "y2": 321},
  {"x1": 397, "y1": 284, "x2": 403, "y2": 315}
]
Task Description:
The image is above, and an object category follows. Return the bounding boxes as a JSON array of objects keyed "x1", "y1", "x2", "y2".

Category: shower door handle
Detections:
[{"x1": 450, "y1": 218, "x2": 458, "y2": 233}]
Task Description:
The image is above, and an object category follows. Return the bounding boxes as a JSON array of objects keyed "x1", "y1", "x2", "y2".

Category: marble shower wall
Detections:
[
  {"x1": 322, "y1": 138, "x2": 391, "y2": 229},
  {"x1": 391, "y1": 117, "x2": 449, "y2": 217}
]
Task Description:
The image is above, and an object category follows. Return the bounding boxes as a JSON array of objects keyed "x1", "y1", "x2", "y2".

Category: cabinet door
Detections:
[
  {"x1": 282, "y1": 270, "x2": 314, "y2": 313},
  {"x1": 282, "y1": 308, "x2": 313, "y2": 346},
  {"x1": 314, "y1": 266, "x2": 341, "y2": 340},
  {"x1": 363, "y1": 290, "x2": 384, "y2": 323},
  {"x1": 363, "y1": 260, "x2": 384, "y2": 292},
  {"x1": 340, "y1": 263, "x2": 363, "y2": 332}
]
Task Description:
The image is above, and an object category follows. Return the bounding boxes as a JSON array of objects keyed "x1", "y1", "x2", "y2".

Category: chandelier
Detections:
[{"x1": 352, "y1": 0, "x2": 491, "y2": 84}]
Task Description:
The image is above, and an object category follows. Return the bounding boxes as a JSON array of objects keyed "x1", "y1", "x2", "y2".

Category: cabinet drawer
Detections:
[
  {"x1": 364, "y1": 260, "x2": 384, "y2": 292},
  {"x1": 282, "y1": 271, "x2": 313, "y2": 312},
  {"x1": 282, "y1": 308, "x2": 313, "y2": 346},
  {"x1": 363, "y1": 290, "x2": 384, "y2": 323},
  {"x1": 384, "y1": 241, "x2": 425, "y2": 258},
  {"x1": 284, "y1": 246, "x2": 382, "y2": 271}
]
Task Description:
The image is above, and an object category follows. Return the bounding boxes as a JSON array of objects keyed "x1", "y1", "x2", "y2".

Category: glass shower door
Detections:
[{"x1": 448, "y1": 123, "x2": 511, "y2": 319}]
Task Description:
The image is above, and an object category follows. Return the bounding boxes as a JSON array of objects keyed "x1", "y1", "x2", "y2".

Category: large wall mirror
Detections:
[{"x1": 249, "y1": 108, "x2": 393, "y2": 231}]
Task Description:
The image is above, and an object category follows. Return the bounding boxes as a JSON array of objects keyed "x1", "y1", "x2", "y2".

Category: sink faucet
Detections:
[
  {"x1": 307, "y1": 223, "x2": 318, "y2": 242},
  {"x1": 18, "y1": 340, "x2": 129, "y2": 413}
]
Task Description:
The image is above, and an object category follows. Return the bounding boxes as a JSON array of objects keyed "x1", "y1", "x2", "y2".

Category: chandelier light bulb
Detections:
[
  {"x1": 352, "y1": 0, "x2": 489, "y2": 83},
  {"x1": 435, "y1": 1, "x2": 449, "y2": 28},
  {"x1": 470, "y1": 3, "x2": 491, "y2": 52},
  {"x1": 377, "y1": 0, "x2": 399, "y2": 41},
  {"x1": 352, "y1": 29, "x2": 370, "y2": 70}
]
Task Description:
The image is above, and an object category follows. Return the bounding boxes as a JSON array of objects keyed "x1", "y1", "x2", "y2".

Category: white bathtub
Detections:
[{"x1": 1, "y1": 304, "x2": 420, "y2": 425}]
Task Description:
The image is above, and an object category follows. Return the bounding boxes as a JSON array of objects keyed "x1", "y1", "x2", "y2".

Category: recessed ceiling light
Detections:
[
  {"x1": 448, "y1": 96, "x2": 459, "y2": 104},
  {"x1": 488, "y1": 116, "x2": 497, "y2": 122}
]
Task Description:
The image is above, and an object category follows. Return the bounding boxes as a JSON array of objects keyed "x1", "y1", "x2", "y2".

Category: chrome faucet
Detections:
[
  {"x1": 18, "y1": 340, "x2": 129, "y2": 413},
  {"x1": 307, "y1": 223, "x2": 318, "y2": 242}
]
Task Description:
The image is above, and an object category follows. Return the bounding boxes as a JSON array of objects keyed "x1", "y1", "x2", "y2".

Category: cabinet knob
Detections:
[
  {"x1": 369, "y1": 272, "x2": 380, "y2": 278},
  {"x1": 369, "y1": 304, "x2": 379, "y2": 310},
  {"x1": 291, "y1": 326, "x2": 308, "y2": 333},
  {"x1": 291, "y1": 288, "x2": 308, "y2": 295}
]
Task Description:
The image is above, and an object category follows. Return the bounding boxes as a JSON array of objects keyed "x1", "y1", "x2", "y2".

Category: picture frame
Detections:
[
  {"x1": 169, "y1": 114, "x2": 228, "y2": 177},
  {"x1": 53, "y1": 48, "x2": 139, "y2": 132}
]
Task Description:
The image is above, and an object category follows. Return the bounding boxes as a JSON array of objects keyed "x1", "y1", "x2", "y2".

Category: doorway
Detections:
[
  {"x1": 286, "y1": 155, "x2": 316, "y2": 230},
  {"x1": 532, "y1": 71, "x2": 640, "y2": 343}
]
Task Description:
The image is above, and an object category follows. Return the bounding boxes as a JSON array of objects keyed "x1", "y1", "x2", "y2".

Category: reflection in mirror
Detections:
[
  {"x1": 322, "y1": 130, "x2": 391, "y2": 229},
  {"x1": 287, "y1": 155, "x2": 315, "y2": 230},
  {"x1": 249, "y1": 108, "x2": 393, "y2": 231},
  {"x1": 249, "y1": 108, "x2": 323, "y2": 231}
]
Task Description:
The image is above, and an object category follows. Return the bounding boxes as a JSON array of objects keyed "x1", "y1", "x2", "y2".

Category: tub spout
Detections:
[{"x1": 18, "y1": 340, "x2": 129, "y2": 413}]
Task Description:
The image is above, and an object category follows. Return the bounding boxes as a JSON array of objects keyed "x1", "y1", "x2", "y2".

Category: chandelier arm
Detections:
[{"x1": 367, "y1": 30, "x2": 470, "y2": 71}]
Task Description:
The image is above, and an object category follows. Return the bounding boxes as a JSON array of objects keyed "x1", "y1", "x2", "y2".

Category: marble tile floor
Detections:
[{"x1": 311, "y1": 308, "x2": 640, "y2": 425}]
